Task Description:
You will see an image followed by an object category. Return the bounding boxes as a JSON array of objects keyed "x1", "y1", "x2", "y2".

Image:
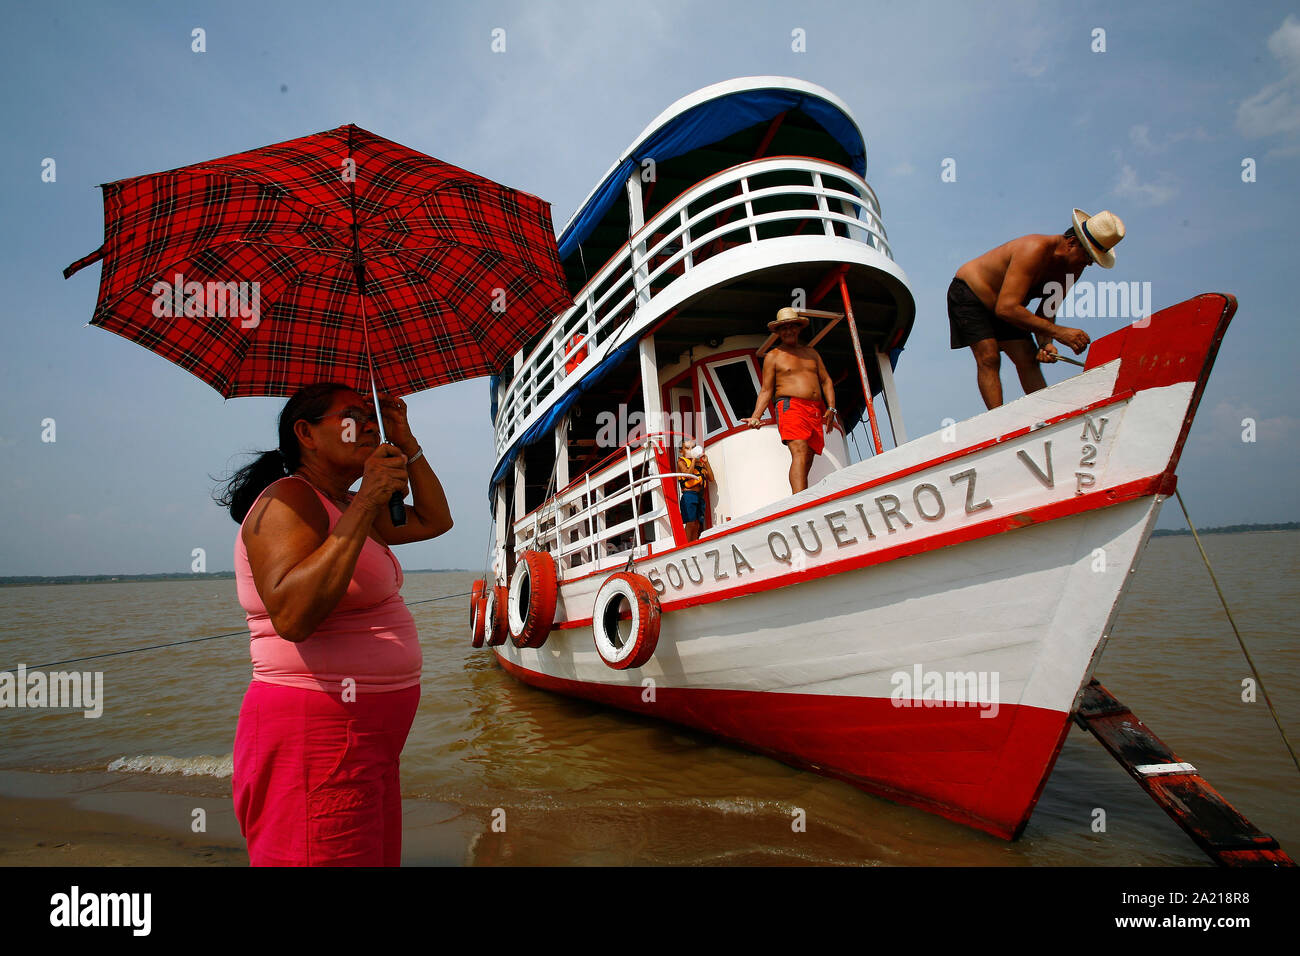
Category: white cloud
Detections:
[
  {"x1": 1205, "y1": 400, "x2": 1300, "y2": 445},
  {"x1": 1264, "y1": 141, "x2": 1300, "y2": 161},
  {"x1": 1130, "y1": 124, "x2": 1157, "y2": 153},
  {"x1": 890, "y1": 161, "x2": 916, "y2": 176},
  {"x1": 1006, "y1": 19, "x2": 1051, "y2": 78},
  {"x1": 1236, "y1": 15, "x2": 1300, "y2": 139},
  {"x1": 1113, "y1": 164, "x2": 1177, "y2": 206},
  {"x1": 1129, "y1": 124, "x2": 1211, "y2": 153},
  {"x1": 1268, "y1": 12, "x2": 1300, "y2": 68}
]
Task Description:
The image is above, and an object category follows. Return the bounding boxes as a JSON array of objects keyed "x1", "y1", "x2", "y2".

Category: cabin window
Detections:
[
  {"x1": 698, "y1": 377, "x2": 725, "y2": 437},
  {"x1": 707, "y1": 358, "x2": 761, "y2": 425},
  {"x1": 666, "y1": 385, "x2": 696, "y2": 448}
]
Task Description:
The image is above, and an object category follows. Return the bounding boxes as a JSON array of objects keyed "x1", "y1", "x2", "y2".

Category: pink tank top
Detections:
[{"x1": 234, "y1": 476, "x2": 422, "y2": 694}]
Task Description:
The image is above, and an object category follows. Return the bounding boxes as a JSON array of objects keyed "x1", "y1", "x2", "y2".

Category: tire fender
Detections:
[
  {"x1": 470, "y1": 579, "x2": 487, "y2": 648},
  {"x1": 484, "y1": 583, "x2": 509, "y2": 647},
  {"x1": 508, "y1": 551, "x2": 559, "y2": 649},
  {"x1": 591, "y1": 572, "x2": 661, "y2": 670}
]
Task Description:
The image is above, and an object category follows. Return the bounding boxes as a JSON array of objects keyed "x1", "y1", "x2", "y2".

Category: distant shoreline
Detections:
[
  {"x1": 0, "y1": 569, "x2": 472, "y2": 587},
  {"x1": 6, "y1": 522, "x2": 1298, "y2": 585},
  {"x1": 1150, "y1": 521, "x2": 1298, "y2": 538},
  {"x1": 4, "y1": 524, "x2": 1296, "y2": 585}
]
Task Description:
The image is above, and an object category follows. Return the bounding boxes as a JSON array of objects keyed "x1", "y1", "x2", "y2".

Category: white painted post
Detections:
[
  {"x1": 626, "y1": 175, "x2": 650, "y2": 309},
  {"x1": 875, "y1": 348, "x2": 907, "y2": 447},
  {"x1": 742, "y1": 175, "x2": 757, "y2": 244},
  {"x1": 637, "y1": 333, "x2": 672, "y2": 547},
  {"x1": 625, "y1": 444, "x2": 640, "y2": 551},
  {"x1": 555, "y1": 416, "x2": 571, "y2": 558},
  {"x1": 584, "y1": 472, "x2": 596, "y2": 567},
  {"x1": 814, "y1": 172, "x2": 834, "y2": 237},
  {"x1": 493, "y1": 484, "x2": 507, "y2": 585},
  {"x1": 513, "y1": 455, "x2": 526, "y2": 545},
  {"x1": 555, "y1": 415, "x2": 570, "y2": 490},
  {"x1": 680, "y1": 209, "x2": 692, "y2": 272}
]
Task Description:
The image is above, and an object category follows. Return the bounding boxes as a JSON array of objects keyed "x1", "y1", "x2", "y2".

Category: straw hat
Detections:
[
  {"x1": 768, "y1": 307, "x2": 810, "y2": 331},
  {"x1": 1071, "y1": 209, "x2": 1125, "y2": 269}
]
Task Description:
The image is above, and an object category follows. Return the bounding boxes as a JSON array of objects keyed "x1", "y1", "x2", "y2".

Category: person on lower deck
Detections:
[
  {"x1": 950, "y1": 208, "x2": 1125, "y2": 410},
  {"x1": 677, "y1": 442, "x2": 714, "y2": 542},
  {"x1": 745, "y1": 308, "x2": 837, "y2": 494}
]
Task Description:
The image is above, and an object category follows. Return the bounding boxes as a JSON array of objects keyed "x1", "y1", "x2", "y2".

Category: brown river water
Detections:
[{"x1": 1, "y1": 530, "x2": 1296, "y2": 865}]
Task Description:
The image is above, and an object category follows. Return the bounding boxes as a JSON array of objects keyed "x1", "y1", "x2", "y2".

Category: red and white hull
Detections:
[{"x1": 493, "y1": 294, "x2": 1237, "y2": 839}]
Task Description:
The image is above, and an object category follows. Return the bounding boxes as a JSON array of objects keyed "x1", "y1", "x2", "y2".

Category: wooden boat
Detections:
[{"x1": 473, "y1": 77, "x2": 1237, "y2": 840}]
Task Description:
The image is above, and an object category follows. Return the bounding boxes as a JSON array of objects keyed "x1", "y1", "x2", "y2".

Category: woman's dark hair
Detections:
[{"x1": 215, "y1": 382, "x2": 351, "y2": 523}]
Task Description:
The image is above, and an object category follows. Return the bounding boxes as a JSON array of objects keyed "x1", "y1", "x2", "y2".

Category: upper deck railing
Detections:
[
  {"x1": 512, "y1": 432, "x2": 688, "y2": 574},
  {"x1": 494, "y1": 156, "x2": 893, "y2": 459}
]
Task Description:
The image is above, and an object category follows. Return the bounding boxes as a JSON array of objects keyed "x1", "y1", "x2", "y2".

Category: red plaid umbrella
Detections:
[{"x1": 63, "y1": 124, "x2": 572, "y2": 399}]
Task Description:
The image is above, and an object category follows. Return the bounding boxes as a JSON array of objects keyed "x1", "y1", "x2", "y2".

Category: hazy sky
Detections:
[{"x1": 2, "y1": 0, "x2": 1298, "y2": 575}]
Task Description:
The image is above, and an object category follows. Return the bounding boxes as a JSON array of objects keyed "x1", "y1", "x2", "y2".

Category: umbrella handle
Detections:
[{"x1": 389, "y1": 491, "x2": 407, "y2": 527}]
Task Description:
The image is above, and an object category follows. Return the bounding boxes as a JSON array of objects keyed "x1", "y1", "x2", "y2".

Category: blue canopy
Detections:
[
  {"x1": 557, "y1": 88, "x2": 866, "y2": 263},
  {"x1": 489, "y1": 333, "x2": 642, "y2": 497}
]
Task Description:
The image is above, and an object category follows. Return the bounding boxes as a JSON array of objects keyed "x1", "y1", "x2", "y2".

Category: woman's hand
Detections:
[
  {"x1": 377, "y1": 394, "x2": 417, "y2": 453},
  {"x1": 356, "y1": 443, "x2": 409, "y2": 512}
]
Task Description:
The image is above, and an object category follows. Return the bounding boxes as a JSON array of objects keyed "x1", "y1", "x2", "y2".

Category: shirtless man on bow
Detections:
[
  {"x1": 745, "y1": 308, "x2": 836, "y2": 494},
  {"x1": 949, "y1": 208, "x2": 1126, "y2": 409}
]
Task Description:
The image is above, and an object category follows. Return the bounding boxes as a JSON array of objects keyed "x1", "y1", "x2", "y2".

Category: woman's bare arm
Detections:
[{"x1": 243, "y1": 479, "x2": 393, "y2": 642}]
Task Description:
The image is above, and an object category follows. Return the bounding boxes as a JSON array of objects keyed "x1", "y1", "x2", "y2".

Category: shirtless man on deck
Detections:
[
  {"x1": 745, "y1": 308, "x2": 837, "y2": 494},
  {"x1": 950, "y1": 208, "x2": 1126, "y2": 409}
]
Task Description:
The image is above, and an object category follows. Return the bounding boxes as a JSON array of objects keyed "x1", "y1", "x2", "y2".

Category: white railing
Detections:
[
  {"x1": 495, "y1": 156, "x2": 893, "y2": 458},
  {"x1": 512, "y1": 433, "x2": 691, "y2": 575}
]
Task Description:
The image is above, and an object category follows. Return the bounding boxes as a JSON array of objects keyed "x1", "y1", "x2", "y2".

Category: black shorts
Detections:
[{"x1": 948, "y1": 278, "x2": 1034, "y2": 349}]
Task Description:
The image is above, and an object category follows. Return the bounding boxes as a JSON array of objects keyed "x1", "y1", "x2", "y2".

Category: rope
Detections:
[
  {"x1": 848, "y1": 422, "x2": 863, "y2": 463},
  {"x1": 1175, "y1": 489, "x2": 1299, "y2": 774},
  {"x1": 7, "y1": 590, "x2": 474, "y2": 672},
  {"x1": 482, "y1": 511, "x2": 497, "y2": 585}
]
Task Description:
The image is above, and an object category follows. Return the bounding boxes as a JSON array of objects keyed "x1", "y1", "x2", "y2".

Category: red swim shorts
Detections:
[{"x1": 775, "y1": 396, "x2": 826, "y2": 456}]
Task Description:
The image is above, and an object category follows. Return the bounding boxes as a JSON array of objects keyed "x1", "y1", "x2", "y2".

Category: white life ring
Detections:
[
  {"x1": 591, "y1": 572, "x2": 661, "y2": 670},
  {"x1": 508, "y1": 550, "x2": 559, "y2": 649}
]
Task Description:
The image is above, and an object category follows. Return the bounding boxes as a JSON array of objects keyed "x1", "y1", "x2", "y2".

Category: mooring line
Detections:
[
  {"x1": 1175, "y1": 489, "x2": 1299, "y2": 774},
  {"x1": 6, "y1": 590, "x2": 473, "y2": 672}
]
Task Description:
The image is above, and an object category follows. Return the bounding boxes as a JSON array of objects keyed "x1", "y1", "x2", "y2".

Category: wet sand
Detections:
[
  {"x1": 0, "y1": 771, "x2": 246, "y2": 866},
  {"x1": 0, "y1": 769, "x2": 484, "y2": 866}
]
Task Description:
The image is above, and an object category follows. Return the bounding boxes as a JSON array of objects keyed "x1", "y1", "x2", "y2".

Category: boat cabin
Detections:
[{"x1": 489, "y1": 77, "x2": 917, "y2": 580}]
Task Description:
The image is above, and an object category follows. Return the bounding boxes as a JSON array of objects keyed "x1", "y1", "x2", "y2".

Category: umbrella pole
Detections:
[
  {"x1": 346, "y1": 124, "x2": 406, "y2": 527},
  {"x1": 357, "y1": 288, "x2": 407, "y2": 527}
]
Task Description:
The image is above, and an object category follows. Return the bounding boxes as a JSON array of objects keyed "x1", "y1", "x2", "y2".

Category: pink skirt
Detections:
[{"x1": 232, "y1": 680, "x2": 420, "y2": 866}]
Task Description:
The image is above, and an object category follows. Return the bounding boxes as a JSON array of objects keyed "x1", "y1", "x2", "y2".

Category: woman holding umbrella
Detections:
[
  {"x1": 219, "y1": 382, "x2": 452, "y2": 866},
  {"x1": 63, "y1": 122, "x2": 573, "y2": 864}
]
